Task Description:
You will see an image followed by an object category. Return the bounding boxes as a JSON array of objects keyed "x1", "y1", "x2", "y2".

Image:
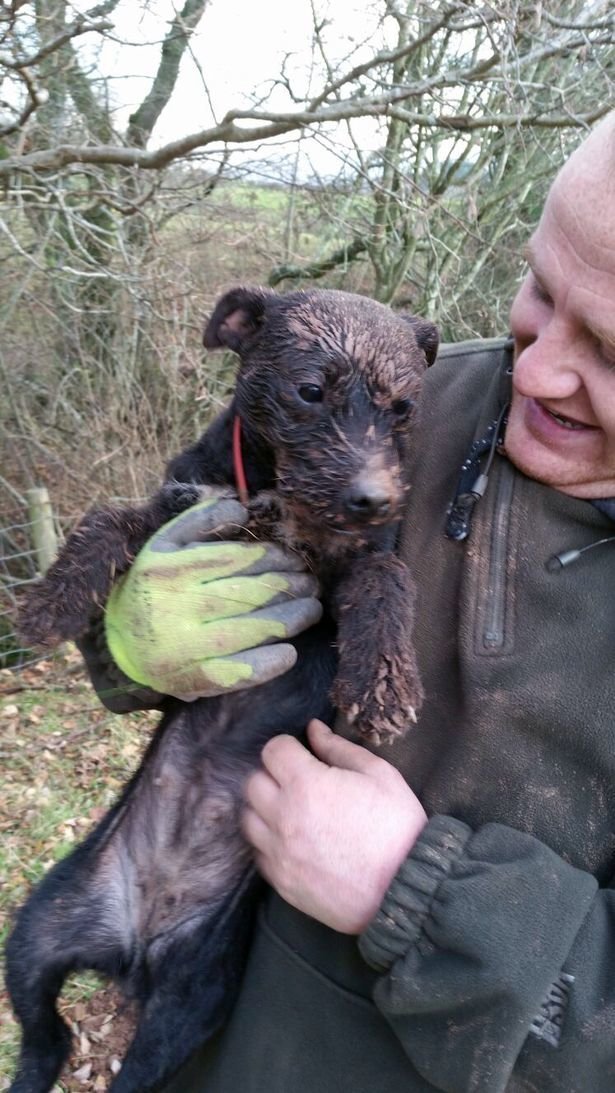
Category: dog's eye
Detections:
[
  {"x1": 298, "y1": 384, "x2": 324, "y2": 404},
  {"x1": 392, "y1": 398, "x2": 414, "y2": 417}
]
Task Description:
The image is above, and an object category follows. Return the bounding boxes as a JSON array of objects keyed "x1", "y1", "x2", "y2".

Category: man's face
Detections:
[{"x1": 505, "y1": 128, "x2": 615, "y2": 498}]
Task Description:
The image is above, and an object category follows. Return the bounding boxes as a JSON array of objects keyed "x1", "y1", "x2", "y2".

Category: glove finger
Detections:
[
  {"x1": 193, "y1": 596, "x2": 323, "y2": 659},
  {"x1": 151, "y1": 498, "x2": 250, "y2": 551},
  {"x1": 175, "y1": 643, "x2": 300, "y2": 700},
  {"x1": 235, "y1": 543, "x2": 311, "y2": 577},
  {"x1": 247, "y1": 597, "x2": 324, "y2": 638},
  {"x1": 191, "y1": 572, "x2": 321, "y2": 619},
  {"x1": 139, "y1": 541, "x2": 314, "y2": 586}
]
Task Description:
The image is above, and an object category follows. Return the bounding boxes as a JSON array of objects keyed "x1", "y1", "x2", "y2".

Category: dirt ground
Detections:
[{"x1": 0, "y1": 983, "x2": 137, "y2": 1092}]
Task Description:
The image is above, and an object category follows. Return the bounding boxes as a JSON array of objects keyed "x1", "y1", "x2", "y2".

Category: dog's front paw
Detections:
[
  {"x1": 18, "y1": 580, "x2": 93, "y2": 647},
  {"x1": 331, "y1": 551, "x2": 423, "y2": 746},
  {"x1": 246, "y1": 492, "x2": 286, "y2": 543},
  {"x1": 159, "y1": 481, "x2": 233, "y2": 518},
  {"x1": 333, "y1": 649, "x2": 423, "y2": 746}
]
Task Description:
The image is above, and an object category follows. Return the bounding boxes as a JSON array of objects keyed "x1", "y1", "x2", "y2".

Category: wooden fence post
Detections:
[{"x1": 26, "y1": 487, "x2": 58, "y2": 575}]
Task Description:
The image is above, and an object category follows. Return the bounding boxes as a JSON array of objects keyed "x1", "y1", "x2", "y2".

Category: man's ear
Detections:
[
  {"x1": 399, "y1": 314, "x2": 440, "y2": 366},
  {"x1": 203, "y1": 286, "x2": 274, "y2": 353}
]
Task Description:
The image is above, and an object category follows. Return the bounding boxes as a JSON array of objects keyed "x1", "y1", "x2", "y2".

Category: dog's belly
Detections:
[
  {"x1": 131, "y1": 722, "x2": 252, "y2": 941},
  {"x1": 93, "y1": 619, "x2": 338, "y2": 954}
]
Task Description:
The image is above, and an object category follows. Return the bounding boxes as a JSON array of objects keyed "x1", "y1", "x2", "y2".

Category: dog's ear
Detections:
[
  {"x1": 203, "y1": 286, "x2": 274, "y2": 353},
  {"x1": 399, "y1": 314, "x2": 439, "y2": 367}
]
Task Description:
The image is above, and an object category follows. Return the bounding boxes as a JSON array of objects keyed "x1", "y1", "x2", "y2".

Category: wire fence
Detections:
[{"x1": 0, "y1": 483, "x2": 63, "y2": 670}]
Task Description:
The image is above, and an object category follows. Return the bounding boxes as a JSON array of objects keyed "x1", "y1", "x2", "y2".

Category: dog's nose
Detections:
[{"x1": 343, "y1": 483, "x2": 393, "y2": 520}]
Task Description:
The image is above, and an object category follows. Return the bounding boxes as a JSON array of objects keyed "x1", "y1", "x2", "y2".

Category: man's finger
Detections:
[
  {"x1": 243, "y1": 768, "x2": 279, "y2": 819},
  {"x1": 241, "y1": 805, "x2": 272, "y2": 853},
  {"x1": 308, "y1": 719, "x2": 385, "y2": 775},
  {"x1": 260, "y1": 733, "x2": 321, "y2": 785}
]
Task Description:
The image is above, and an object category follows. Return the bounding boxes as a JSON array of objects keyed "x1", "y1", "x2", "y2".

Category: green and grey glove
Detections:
[{"x1": 104, "y1": 497, "x2": 322, "y2": 700}]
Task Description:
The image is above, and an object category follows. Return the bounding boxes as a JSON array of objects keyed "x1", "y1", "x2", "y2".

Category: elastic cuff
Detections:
[
  {"x1": 359, "y1": 815, "x2": 471, "y2": 973},
  {"x1": 91, "y1": 614, "x2": 163, "y2": 708}
]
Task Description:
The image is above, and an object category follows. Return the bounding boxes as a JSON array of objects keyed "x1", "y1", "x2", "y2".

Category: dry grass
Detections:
[{"x1": 0, "y1": 179, "x2": 374, "y2": 522}]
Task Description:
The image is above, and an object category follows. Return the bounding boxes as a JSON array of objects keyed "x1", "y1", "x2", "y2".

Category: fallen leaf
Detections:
[
  {"x1": 31, "y1": 661, "x2": 51, "y2": 674},
  {"x1": 73, "y1": 1062, "x2": 92, "y2": 1081}
]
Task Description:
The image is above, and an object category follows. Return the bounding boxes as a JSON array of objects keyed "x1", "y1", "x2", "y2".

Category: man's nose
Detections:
[{"x1": 514, "y1": 325, "x2": 583, "y2": 400}]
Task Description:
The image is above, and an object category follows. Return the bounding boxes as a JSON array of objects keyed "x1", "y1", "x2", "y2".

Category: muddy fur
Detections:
[{"x1": 6, "y1": 286, "x2": 438, "y2": 1093}]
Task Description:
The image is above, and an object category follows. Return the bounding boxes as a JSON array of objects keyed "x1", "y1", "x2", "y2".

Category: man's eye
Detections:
[
  {"x1": 298, "y1": 384, "x2": 324, "y2": 404},
  {"x1": 392, "y1": 398, "x2": 414, "y2": 417},
  {"x1": 529, "y1": 275, "x2": 553, "y2": 307},
  {"x1": 599, "y1": 345, "x2": 615, "y2": 373}
]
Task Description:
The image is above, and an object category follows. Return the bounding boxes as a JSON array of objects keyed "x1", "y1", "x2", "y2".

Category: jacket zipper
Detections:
[{"x1": 483, "y1": 458, "x2": 514, "y2": 649}]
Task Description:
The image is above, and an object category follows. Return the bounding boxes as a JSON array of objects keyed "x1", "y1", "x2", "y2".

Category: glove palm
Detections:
[{"x1": 105, "y1": 498, "x2": 322, "y2": 700}]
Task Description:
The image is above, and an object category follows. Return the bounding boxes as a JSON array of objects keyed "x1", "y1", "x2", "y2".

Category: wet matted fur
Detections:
[{"x1": 6, "y1": 286, "x2": 438, "y2": 1093}]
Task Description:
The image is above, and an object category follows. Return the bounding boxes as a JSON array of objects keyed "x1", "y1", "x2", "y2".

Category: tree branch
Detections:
[
  {"x1": 0, "y1": 93, "x2": 609, "y2": 178},
  {"x1": 388, "y1": 104, "x2": 612, "y2": 131},
  {"x1": 0, "y1": 65, "x2": 46, "y2": 137},
  {"x1": 308, "y1": 3, "x2": 465, "y2": 110},
  {"x1": 125, "y1": 0, "x2": 208, "y2": 148},
  {"x1": 268, "y1": 237, "x2": 368, "y2": 286},
  {"x1": 0, "y1": 17, "x2": 112, "y2": 70}
]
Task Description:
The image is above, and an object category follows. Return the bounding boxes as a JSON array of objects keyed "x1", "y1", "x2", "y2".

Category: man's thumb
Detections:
[{"x1": 307, "y1": 719, "x2": 379, "y2": 774}]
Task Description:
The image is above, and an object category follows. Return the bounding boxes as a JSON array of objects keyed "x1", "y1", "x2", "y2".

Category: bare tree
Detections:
[
  {"x1": 0, "y1": 1, "x2": 610, "y2": 177},
  {"x1": 0, "y1": 0, "x2": 612, "y2": 512},
  {"x1": 269, "y1": 0, "x2": 614, "y2": 335},
  {"x1": 0, "y1": 0, "x2": 221, "y2": 420}
]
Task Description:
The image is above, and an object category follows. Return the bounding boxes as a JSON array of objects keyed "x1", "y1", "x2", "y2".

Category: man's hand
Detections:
[
  {"x1": 105, "y1": 498, "x2": 322, "y2": 700},
  {"x1": 242, "y1": 719, "x2": 427, "y2": 934}
]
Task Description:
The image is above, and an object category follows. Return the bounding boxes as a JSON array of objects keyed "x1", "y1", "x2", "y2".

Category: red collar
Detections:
[{"x1": 232, "y1": 415, "x2": 249, "y2": 504}]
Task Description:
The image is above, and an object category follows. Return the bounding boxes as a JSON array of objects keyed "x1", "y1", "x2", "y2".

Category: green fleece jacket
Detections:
[{"x1": 83, "y1": 340, "x2": 615, "y2": 1093}]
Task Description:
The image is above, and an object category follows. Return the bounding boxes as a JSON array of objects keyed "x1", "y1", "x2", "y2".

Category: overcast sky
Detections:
[{"x1": 99, "y1": 0, "x2": 386, "y2": 179}]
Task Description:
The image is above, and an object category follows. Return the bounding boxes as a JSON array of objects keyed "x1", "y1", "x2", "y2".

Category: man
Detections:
[{"x1": 84, "y1": 112, "x2": 615, "y2": 1091}]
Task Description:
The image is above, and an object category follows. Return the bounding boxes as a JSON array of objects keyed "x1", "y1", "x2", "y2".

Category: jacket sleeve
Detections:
[
  {"x1": 76, "y1": 612, "x2": 165, "y2": 714},
  {"x1": 359, "y1": 815, "x2": 612, "y2": 1093}
]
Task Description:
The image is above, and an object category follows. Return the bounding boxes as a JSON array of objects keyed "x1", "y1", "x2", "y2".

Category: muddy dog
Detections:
[{"x1": 6, "y1": 287, "x2": 438, "y2": 1093}]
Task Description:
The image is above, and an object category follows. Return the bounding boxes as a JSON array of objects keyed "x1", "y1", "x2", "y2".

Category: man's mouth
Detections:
[{"x1": 541, "y1": 405, "x2": 592, "y2": 431}]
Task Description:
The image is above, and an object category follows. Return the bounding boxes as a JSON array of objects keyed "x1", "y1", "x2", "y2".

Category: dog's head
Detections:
[{"x1": 204, "y1": 286, "x2": 438, "y2": 537}]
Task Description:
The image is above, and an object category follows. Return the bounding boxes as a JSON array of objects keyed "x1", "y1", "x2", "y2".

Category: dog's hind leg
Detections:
[
  {"x1": 5, "y1": 956, "x2": 72, "y2": 1093},
  {"x1": 110, "y1": 869, "x2": 261, "y2": 1093},
  {"x1": 6, "y1": 837, "x2": 132, "y2": 1093}
]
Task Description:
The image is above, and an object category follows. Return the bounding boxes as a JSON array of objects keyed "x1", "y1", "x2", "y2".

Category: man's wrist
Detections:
[{"x1": 359, "y1": 815, "x2": 471, "y2": 972}]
